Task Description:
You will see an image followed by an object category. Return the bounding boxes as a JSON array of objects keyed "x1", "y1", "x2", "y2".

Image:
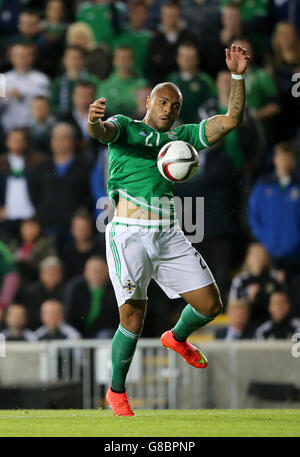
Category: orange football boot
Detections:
[
  {"x1": 160, "y1": 329, "x2": 208, "y2": 368},
  {"x1": 106, "y1": 386, "x2": 135, "y2": 416}
]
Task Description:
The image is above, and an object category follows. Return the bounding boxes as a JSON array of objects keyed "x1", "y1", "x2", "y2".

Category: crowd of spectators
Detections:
[{"x1": 0, "y1": 0, "x2": 300, "y2": 342}]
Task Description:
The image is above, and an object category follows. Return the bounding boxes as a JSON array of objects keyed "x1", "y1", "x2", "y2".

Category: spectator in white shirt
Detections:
[
  {"x1": 0, "y1": 128, "x2": 45, "y2": 241},
  {"x1": 35, "y1": 299, "x2": 81, "y2": 340},
  {"x1": 0, "y1": 42, "x2": 50, "y2": 132},
  {"x1": 2, "y1": 303, "x2": 37, "y2": 341}
]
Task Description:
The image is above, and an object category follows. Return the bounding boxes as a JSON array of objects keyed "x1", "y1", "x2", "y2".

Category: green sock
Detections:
[
  {"x1": 172, "y1": 304, "x2": 215, "y2": 342},
  {"x1": 111, "y1": 324, "x2": 140, "y2": 393}
]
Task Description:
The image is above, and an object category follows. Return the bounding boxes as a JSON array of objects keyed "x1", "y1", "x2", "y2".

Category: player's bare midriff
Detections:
[{"x1": 115, "y1": 196, "x2": 161, "y2": 220}]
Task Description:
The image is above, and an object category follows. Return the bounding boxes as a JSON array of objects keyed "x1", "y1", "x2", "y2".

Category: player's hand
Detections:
[
  {"x1": 225, "y1": 44, "x2": 250, "y2": 75},
  {"x1": 88, "y1": 97, "x2": 107, "y2": 123},
  {"x1": 8, "y1": 89, "x2": 23, "y2": 100}
]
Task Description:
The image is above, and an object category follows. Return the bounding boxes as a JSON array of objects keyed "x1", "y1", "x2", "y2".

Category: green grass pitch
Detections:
[{"x1": 0, "y1": 409, "x2": 300, "y2": 437}]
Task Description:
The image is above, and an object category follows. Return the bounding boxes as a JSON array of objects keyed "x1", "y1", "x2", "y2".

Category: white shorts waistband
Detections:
[{"x1": 111, "y1": 216, "x2": 178, "y2": 227}]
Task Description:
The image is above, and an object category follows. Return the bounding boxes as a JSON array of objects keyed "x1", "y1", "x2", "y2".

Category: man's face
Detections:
[
  {"x1": 46, "y1": 0, "x2": 64, "y2": 23},
  {"x1": 161, "y1": 5, "x2": 179, "y2": 29},
  {"x1": 268, "y1": 294, "x2": 290, "y2": 322},
  {"x1": 273, "y1": 150, "x2": 295, "y2": 175},
  {"x1": 41, "y1": 301, "x2": 63, "y2": 329},
  {"x1": 9, "y1": 45, "x2": 34, "y2": 71},
  {"x1": 18, "y1": 13, "x2": 40, "y2": 38},
  {"x1": 63, "y1": 49, "x2": 85, "y2": 73},
  {"x1": 276, "y1": 24, "x2": 297, "y2": 48},
  {"x1": 73, "y1": 86, "x2": 95, "y2": 111},
  {"x1": 6, "y1": 305, "x2": 27, "y2": 330},
  {"x1": 72, "y1": 216, "x2": 92, "y2": 242},
  {"x1": 177, "y1": 46, "x2": 198, "y2": 73},
  {"x1": 129, "y1": 4, "x2": 148, "y2": 29},
  {"x1": 31, "y1": 98, "x2": 50, "y2": 122},
  {"x1": 21, "y1": 220, "x2": 40, "y2": 243},
  {"x1": 113, "y1": 48, "x2": 133, "y2": 73},
  {"x1": 50, "y1": 128, "x2": 74, "y2": 156},
  {"x1": 84, "y1": 259, "x2": 108, "y2": 287},
  {"x1": 221, "y1": 6, "x2": 241, "y2": 29},
  {"x1": 40, "y1": 265, "x2": 63, "y2": 289},
  {"x1": 6, "y1": 131, "x2": 27, "y2": 155},
  {"x1": 146, "y1": 87, "x2": 182, "y2": 131}
]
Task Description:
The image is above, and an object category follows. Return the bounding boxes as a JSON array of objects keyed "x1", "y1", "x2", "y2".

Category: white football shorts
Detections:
[{"x1": 106, "y1": 216, "x2": 215, "y2": 307}]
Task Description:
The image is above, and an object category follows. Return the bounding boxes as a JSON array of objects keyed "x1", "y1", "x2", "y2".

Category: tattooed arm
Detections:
[{"x1": 205, "y1": 44, "x2": 250, "y2": 145}]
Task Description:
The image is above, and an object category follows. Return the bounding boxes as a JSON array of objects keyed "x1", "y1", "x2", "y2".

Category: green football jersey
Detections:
[{"x1": 99, "y1": 115, "x2": 211, "y2": 217}]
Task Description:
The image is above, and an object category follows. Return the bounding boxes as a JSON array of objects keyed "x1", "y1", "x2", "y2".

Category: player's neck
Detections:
[
  {"x1": 142, "y1": 116, "x2": 154, "y2": 129},
  {"x1": 142, "y1": 116, "x2": 167, "y2": 133}
]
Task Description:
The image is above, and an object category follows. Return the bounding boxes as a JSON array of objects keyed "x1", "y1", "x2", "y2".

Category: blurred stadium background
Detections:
[{"x1": 0, "y1": 0, "x2": 300, "y2": 413}]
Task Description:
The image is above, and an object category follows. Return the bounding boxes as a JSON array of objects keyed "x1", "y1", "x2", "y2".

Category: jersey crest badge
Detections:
[
  {"x1": 123, "y1": 280, "x2": 136, "y2": 294},
  {"x1": 167, "y1": 131, "x2": 178, "y2": 140},
  {"x1": 138, "y1": 131, "x2": 147, "y2": 137}
]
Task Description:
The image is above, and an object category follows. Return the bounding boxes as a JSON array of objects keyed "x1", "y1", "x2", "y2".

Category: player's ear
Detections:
[{"x1": 146, "y1": 96, "x2": 151, "y2": 110}]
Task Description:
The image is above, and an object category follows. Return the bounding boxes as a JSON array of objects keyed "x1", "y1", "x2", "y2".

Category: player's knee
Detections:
[
  {"x1": 211, "y1": 297, "x2": 223, "y2": 316},
  {"x1": 121, "y1": 311, "x2": 145, "y2": 334},
  {"x1": 206, "y1": 294, "x2": 223, "y2": 317}
]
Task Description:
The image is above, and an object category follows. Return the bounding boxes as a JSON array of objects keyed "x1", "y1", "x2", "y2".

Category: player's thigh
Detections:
[
  {"x1": 105, "y1": 222, "x2": 153, "y2": 306},
  {"x1": 181, "y1": 282, "x2": 223, "y2": 316},
  {"x1": 155, "y1": 227, "x2": 215, "y2": 297}
]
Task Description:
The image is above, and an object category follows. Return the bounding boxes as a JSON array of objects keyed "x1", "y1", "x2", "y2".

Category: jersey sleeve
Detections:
[
  {"x1": 176, "y1": 119, "x2": 212, "y2": 152},
  {"x1": 98, "y1": 114, "x2": 131, "y2": 145},
  {"x1": 0, "y1": 242, "x2": 17, "y2": 276}
]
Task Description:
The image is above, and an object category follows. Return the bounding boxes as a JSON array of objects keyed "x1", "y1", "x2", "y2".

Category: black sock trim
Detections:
[{"x1": 111, "y1": 387, "x2": 126, "y2": 394}]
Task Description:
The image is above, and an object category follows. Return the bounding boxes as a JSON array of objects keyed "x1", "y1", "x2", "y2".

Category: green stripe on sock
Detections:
[{"x1": 119, "y1": 324, "x2": 140, "y2": 340}]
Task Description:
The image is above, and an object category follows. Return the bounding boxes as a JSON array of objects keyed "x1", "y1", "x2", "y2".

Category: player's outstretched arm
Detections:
[
  {"x1": 87, "y1": 97, "x2": 117, "y2": 143},
  {"x1": 204, "y1": 44, "x2": 250, "y2": 145}
]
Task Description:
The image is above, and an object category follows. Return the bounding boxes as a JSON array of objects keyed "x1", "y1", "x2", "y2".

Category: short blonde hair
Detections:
[
  {"x1": 39, "y1": 256, "x2": 63, "y2": 272},
  {"x1": 66, "y1": 22, "x2": 96, "y2": 51},
  {"x1": 242, "y1": 242, "x2": 273, "y2": 272}
]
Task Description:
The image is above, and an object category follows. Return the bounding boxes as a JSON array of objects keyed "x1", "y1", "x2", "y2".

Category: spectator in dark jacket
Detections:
[
  {"x1": 64, "y1": 256, "x2": 118, "y2": 338},
  {"x1": 255, "y1": 291, "x2": 300, "y2": 339},
  {"x1": 147, "y1": 0, "x2": 198, "y2": 86},
  {"x1": 62, "y1": 208, "x2": 105, "y2": 280},
  {"x1": 28, "y1": 96, "x2": 56, "y2": 154},
  {"x1": 57, "y1": 81, "x2": 99, "y2": 159},
  {"x1": 19, "y1": 256, "x2": 64, "y2": 330},
  {"x1": 229, "y1": 242, "x2": 283, "y2": 326},
  {"x1": 248, "y1": 142, "x2": 300, "y2": 278},
  {"x1": 29, "y1": 122, "x2": 92, "y2": 249}
]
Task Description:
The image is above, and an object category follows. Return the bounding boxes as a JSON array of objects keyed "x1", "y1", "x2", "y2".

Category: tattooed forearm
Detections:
[
  {"x1": 204, "y1": 78, "x2": 246, "y2": 145},
  {"x1": 205, "y1": 117, "x2": 226, "y2": 142},
  {"x1": 228, "y1": 78, "x2": 245, "y2": 124}
]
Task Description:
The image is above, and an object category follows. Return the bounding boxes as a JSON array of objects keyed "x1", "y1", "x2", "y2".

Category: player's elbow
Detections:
[{"x1": 227, "y1": 113, "x2": 243, "y2": 129}]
